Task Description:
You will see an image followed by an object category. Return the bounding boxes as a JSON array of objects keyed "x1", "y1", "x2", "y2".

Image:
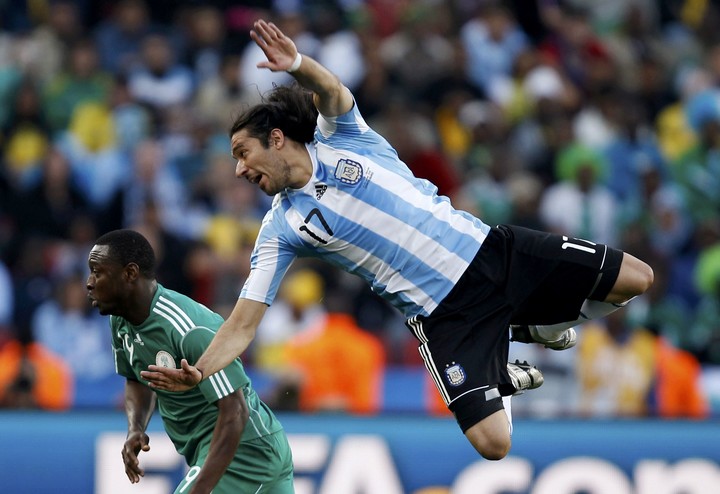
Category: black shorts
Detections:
[{"x1": 405, "y1": 224, "x2": 623, "y2": 432}]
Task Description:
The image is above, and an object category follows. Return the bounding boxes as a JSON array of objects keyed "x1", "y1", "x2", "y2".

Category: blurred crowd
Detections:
[{"x1": 0, "y1": 0, "x2": 718, "y2": 417}]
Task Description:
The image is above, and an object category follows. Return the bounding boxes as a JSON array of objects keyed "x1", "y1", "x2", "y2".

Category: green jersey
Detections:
[{"x1": 110, "y1": 284, "x2": 284, "y2": 464}]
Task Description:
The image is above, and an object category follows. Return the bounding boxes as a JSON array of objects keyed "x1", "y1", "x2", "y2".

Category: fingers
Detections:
[
  {"x1": 253, "y1": 19, "x2": 280, "y2": 43},
  {"x1": 122, "y1": 440, "x2": 148, "y2": 484},
  {"x1": 140, "y1": 366, "x2": 194, "y2": 391}
]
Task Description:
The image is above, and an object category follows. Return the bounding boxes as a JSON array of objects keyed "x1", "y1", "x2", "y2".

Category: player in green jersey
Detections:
[{"x1": 86, "y1": 229, "x2": 294, "y2": 494}]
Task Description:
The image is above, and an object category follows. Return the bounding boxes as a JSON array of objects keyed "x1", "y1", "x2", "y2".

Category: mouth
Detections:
[
  {"x1": 87, "y1": 295, "x2": 98, "y2": 308},
  {"x1": 247, "y1": 174, "x2": 263, "y2": 185}
]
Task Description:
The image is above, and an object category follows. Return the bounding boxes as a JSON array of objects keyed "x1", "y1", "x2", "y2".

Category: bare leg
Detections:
[
  {"x1": 464, "y1": 409, "x2": 512, "y2": 460},
  {"x1": 603, "y1": 252, "x2": 655, "y2": 304}
]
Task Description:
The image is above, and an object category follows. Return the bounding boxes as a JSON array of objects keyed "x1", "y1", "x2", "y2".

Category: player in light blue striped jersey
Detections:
[
  {"x1": 87, "y1": 229, "x2": 293, "y2": 494},
  {"x1": 143, "y1": 19, "x2": 654, "y2": 460}
]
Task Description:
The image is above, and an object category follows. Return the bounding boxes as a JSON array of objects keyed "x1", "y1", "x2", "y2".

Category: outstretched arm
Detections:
[
  {"x1": 141, "y1": 298, "x2": 267, "y2": 391},
  {"x1": 251, "y1": 19, "x2": 353, "y2": 117}
]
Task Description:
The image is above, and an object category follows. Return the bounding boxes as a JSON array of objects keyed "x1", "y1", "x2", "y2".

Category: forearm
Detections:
[
  {"x1": 194, "y1": 298, "x2": 265, "y2": 379},
  {"x1": 287, "y1": 54, "x2": 353, "y2": 117},
  {"x1": 125, "y1": 379, "x2": 156, "y2": 433},
  {"x1": 189, "y1": 393, "x2": 247, "y2": 494},
  {"x1": 194, "y1": 322, "x2": 254, "y2": 378}
]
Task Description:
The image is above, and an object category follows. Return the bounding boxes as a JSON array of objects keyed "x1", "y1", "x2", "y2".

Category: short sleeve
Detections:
[{"x1": 180, "y1": 327, "x2": 250, "y2": 403}]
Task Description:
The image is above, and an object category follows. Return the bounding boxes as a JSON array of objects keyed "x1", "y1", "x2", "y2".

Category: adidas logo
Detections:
[
  {"x1": 133, "y1": 333, "x2": 144, "y2": 346},
  {"x1": 315, "y1": 183, "x2": 327, "y2": 200}
]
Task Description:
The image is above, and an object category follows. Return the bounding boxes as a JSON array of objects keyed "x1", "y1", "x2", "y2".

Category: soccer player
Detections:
[
  {"x1": 86, "y1": 229, "x2": 294, "y2": 494},
  {"x1": 142, "y1": 20, "x2": 654, "y2": 460}
]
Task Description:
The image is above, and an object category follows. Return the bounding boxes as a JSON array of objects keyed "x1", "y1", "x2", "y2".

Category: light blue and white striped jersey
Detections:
[{"x1": 240, "y1": 103, "x2": 491, "y2": 318}]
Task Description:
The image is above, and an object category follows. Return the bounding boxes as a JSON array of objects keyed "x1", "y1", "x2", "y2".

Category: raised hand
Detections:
[
  {"x1": 140, "y1": 359, "x2": 201, "y2": 392},
  {"x1": 250, "y1": 19, "x2": 298, "y2": 72}
]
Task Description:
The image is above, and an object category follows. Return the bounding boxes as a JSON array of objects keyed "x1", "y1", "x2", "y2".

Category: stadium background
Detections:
[{"x1": 0, "y1": 0, "x2": 719, "y2": 492}]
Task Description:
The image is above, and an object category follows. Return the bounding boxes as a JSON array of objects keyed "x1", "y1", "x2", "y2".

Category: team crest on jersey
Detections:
[
  {"x1": 334, "y1": 158, "x2": 363, "y2": 185},
  {"x1": 445, "y1": 362, "x2": 466, "y2": 387},
  {"x1": 315, "y1": 183, "x2": 327, "y2": 200},
  {"x1": 155, "y1": 351, "x2": 176, "y2": 369}
]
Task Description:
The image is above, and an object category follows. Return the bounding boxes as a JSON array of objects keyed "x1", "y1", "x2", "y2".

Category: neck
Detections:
[
  {"x1": 125, "y1": 280, "x2": 158, "y2": 326},
  {"x1": 288, "y1": 141, "x2": 313, "y2": 189}
]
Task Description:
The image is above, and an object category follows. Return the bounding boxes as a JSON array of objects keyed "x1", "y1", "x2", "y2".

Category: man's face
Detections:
[
  {"x1": 86, "y1": 245, "x2": 128, "y2": 316},
  {"x1": 231, "y1": 129, "x2": 292, "y2": 196}
]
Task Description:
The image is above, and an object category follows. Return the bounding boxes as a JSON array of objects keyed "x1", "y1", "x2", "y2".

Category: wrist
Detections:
[
  {"x1": 196, "y1": 367, "x2": 204, "y2": 383},
  {"x1": 287, "y1": 53, "x2": 302, "y2": 73}
]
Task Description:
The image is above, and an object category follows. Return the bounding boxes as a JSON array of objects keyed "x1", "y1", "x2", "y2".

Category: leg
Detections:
[
  {"x1": 603, "y1": 252, "x2": 654, "y2": 304},
  {"x1": 465, "y1": 409, "x2": 512, "y2": 460}
]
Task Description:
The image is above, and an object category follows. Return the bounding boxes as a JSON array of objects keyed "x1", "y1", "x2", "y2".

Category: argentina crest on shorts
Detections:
[
  {"x1": 334, "y1": 158, "x2": 363, "y2": 185},
  {"x1": 445, "y1": 362, "x2": 466, "y2": 386}
]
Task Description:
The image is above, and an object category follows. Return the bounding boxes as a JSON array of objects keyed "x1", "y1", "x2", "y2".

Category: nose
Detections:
[
  {"x1": 86, "y1": 274, "x2": 94, "y2": 290},
  {"x1": 235, "y1": 160, "x2": 247, "y2": 178}
]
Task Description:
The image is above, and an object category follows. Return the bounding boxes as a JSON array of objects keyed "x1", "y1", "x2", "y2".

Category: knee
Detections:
[
  {"x1": 476, "y1": 436, "x2": 511, "y2": 461},
  {"x1": 615, "y1": 255, "x2": 655, "y2": 301},
  {"x1": 635, "y1": 261, "x2": 655, "y2": 295},
  {"x1": 467, "y1": 430, "x2": 511, "y2": 460}
]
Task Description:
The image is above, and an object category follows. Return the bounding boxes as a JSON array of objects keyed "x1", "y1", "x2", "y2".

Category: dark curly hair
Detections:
[
  {"x1": 229, "y1": 83, "x2": 318, "y2": 146},
  {"x1": 94, "y1": 229, "x2": 156, "y2": 278}
]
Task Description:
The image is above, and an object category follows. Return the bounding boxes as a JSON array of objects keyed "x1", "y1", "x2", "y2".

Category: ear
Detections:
[
  {"x1": 123, "y1": 263, "x2": 141, "y2": 282},
  {"x1": 269, "y1": 128, "x2": 285, "y2": 149}
]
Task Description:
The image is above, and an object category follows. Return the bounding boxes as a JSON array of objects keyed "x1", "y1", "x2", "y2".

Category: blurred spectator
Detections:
[
  {"x1": 31, "y1": 272, "x2": 115, "y2": 405},
  {"x1": 653, "y1": 330, "x2": 710, "y2": 418},
  {"x1": 1, "y1": 78, "x2": 50, "y2": 188},
  {"x1": 17, "y1": 0, "x2": 86, "y2": 85},
  {"x1": 94, "y1": 0, "x2": 163, "y2": 75},
  {"x1": 283, "y1": 298, "x2": 386, "y2": 415},
  {"x1": 9, "y1": 237, "x2": 55, "y2": 333},
  {"x1": 181, "y1": 4, "x2": 229, "y2": 84},
  {"x1": 109, "y1": 74, "x2": 152, "y2": 158},
  {"x1": 538, "y1": 4, "x2": 612, "y2": 91},
  {"x1": 14, "y1": 147, "x2": 90, "y2": 242},
  {"x1": 370, "y1": 94, "x2": 459, "y2": 198},
  {"x1": 460, "y1": 2, "x2": 530, "y2": 96},
  {"x1": 254, "y1": 268, "x2": 327, "y2": 374},
  {"x1": 601, "y1": 90, "x2": 668, "y2": 204},
  {"x1": 671, "y1": 88, "x2": 720, "y2": 223},
  {"x1": 576, "y1": 308, "x2": 709, "y2": 419},
  {"x1": 311, "y1": 5, "x2": 367, "y2": 93},
  {"x1": 127, "y1": 32, "x2": 194, "y2": 114},
  {"x1": 539, "y1": 143, "x2": 618, "y2": 245},
  {"x1": 378, "y1": 2, "x2": 456, "y2": 101},
  {"x1": 0, "y1": 327, "x2": 72, "y2": 410},
  {"x1": 43, "y1": 38, "x2": 113, "y2": 135},
  {"x1": 121, "y1": 139, "x2": 201, "y2": 238},
  {"x1": 576, "y1": 312, "x2": 656, "y2": 417},
  {"x1": 455, "y1": 145, "x2": 519, "y2": 228},
  {"x1": 195, "y1": 53, "x2": 246, "y2": 129},
  {"x1": 624, "y1": 164, "x2": 692, "y2": 258},
  {"x1": 655, "y1": 65, "x2": 710, "y2": 163},
  {"x1": 691, "y1": 231, "x2": 720, "y2": 364}
]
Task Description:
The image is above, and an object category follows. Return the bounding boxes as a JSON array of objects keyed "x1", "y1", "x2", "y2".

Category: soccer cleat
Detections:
[
  {"x1": 510, "y1": 325, "x2": 577, "y2": 351},
  {"x1": 507, "y1": 360, "x2": 544, "y2": 395}
]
